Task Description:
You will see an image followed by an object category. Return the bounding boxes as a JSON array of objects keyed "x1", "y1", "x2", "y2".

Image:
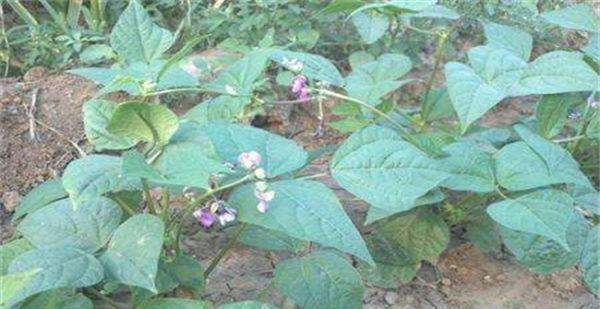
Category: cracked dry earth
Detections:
[{"x1": 0, "y1": 73, "x2": 598, "y2": 309}]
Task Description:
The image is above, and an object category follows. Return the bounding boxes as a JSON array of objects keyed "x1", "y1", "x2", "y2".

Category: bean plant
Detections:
[{"x1": 1, "y1": 1, "x2": 599, "y2": 308}]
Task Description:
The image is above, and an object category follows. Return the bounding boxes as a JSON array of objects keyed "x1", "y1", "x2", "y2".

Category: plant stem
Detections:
[
  {"x1": 112, "y1": 195, "x2": 136, "y2": 217},
  {"x1": 423, "y1": 30, "x2": 448, "y2": 105},
  {"x1": 142, "y1": 179, "x2": 158, "y2": 214},
  {"x1": 295, "y1": 172, "x2": 328, "y2": 181},
  {"x1": 553, "y1": 135, "x2": 585, "y2": 143},
  {"x1": 570, "y1": 104, "x2": 592, "y2": 154},
  {"x1": 495, "y1": 186, "x2": 510, "y2": 200},
  {"x1": 203, "y1": 222, "x2": 248, "y2": 278}
]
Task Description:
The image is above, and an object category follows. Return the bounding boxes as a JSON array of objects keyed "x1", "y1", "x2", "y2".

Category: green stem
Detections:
[
  {"x1": 495, "y1": 186, "x2": 510, "y2": 200},
  {"x1": 570, "y1": 104, "x2": 592, "y2": 154},
  {"x1": 203, "y1": 222, "x2": 248, "y2": 278},
  {"x1": 6, "y1": 0, "x2": 39, "y2": 27},
  {"x1": 553, "y1": 135, "x2": 585, "y2": 143},
  {"x1": 160, "y1": 188, "x2": 170, "y2": 222},
  {"x1": 112, "y1": 195, "x2": 136, "y2": 217},
  {"x1": 142, "y1": 179, "x2": 158, "y2": 214},
  {"x1": 295, "y1": 172, "x2": 328, "y2": 181}
]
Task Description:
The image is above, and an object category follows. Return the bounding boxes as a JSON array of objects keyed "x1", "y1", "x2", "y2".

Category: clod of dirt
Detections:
[{"x1": 2, "y1": 191, "x2": 21, "y2": 212}]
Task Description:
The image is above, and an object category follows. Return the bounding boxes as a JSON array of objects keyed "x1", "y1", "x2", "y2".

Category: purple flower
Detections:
[
  {"x1": 587, "y1": 95, "x2": 599, "y2": 109},
  {"x1": 194, "y1": 208, "x2": 217, "y2": 229},
  {"x1": 291, "y1": 75, "x2": 309, "y2": 101},
  {"x1": 255, "y1": 189, "x2": 275, "y2": 213},
  {"x1": 238, "y1": 151, "x2": 262, "y2": 170},
  {"x1": 217, "y1": 206, "x2": 237, "y2": 226}
]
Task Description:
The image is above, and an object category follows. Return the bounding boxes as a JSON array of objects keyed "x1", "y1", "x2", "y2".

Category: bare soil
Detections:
[{"x1": 0, "y1": 72, "x2": 597, "y2": 309}]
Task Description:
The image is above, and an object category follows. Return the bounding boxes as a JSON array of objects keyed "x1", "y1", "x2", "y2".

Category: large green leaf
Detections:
[
  {"x1": 83, "y1": 100, "x2": 137, "y2": 151},
  {"x1": 465, "y1": 210, "x2": 501, "y2": 253},
  {"x1": 229, "y1": 180, "x2": 374, "y2": 265},
  {"x1": 515, "y1": 124, "x2": 591, "y2": 188},
  {"x1": 0, "y1": 239, "x2": 33, "y2": 275},
  {"x1": 483, "y1": 22, "x2": 532, "y2": 61},
  {"x1": 239, "y1": 225, "x2": 309, "y2": 253},
  {"x1": 202, "y1": 122, "x2": 307, "y2": 177},
  {"x1": 357, "y1": 262, "x2": 419, "y2": 288},
  {"x1": 351, "y1": 11, "x2": 389, "y2": 44},
  {"x1": 444, "y1": 61, "x2": 507, "y2": 132},
  {"x1": 137, "y1": 298, "x2": 213, "y2": 309},
  {"x1": 62, "y1": 155, "x2": 140, "y2": 203},
  {"x1": 366, "y1": 209, "x2": 449, "y2": 265},
  {"x1": 219, "y1": 301, "x2": 278, "y2": 309},
  {"x1": 581, "y1": 226, "x2": 600, "y2": 295},
  {"x1": 501, "y1": 213, "x2": 589, "y2": 274},
  {"x1": 164, "y1": 254, "x2": 205, "y2": 291},
  {"x1": 109, "y1": 0, "x2": 173, "y2": 63},
  {"x1": 535, "y1": 94, "x2": 581, "y2": 138},
  {"x1": 270, "y1": 50, "x2": 345, "y2": 86},
  {"x1": 583, "y1": 33, "x2": 600, "y2": 62},
  {"x1": 495, "y1": 142, "x2": 554, "y2": 190},
  {"x1": 509, "y1": 51, "x2": 599, "y2": 96},
  {"x1": 6, "y1": 248, "x2": 103, "y2": 306},
  {"x1": 541, "y1": 3, "x2": 599, "y2": 33},
  {"x1": 18, "y1": 197, "x2": 122, "y2": 253},
  {"x1": 100, "y1": 214, "x2": 164, "y2": 292},
  {"x1": 0, "y1": 270, "x2": 39, "y2": 307},
  {"x1": 331, "y1": 125, "x2": 448, "y2": 212},
  {"x1": 421, "y1": 87, "x2": 455, "y2": 122},
  {"x1": 439, "y1": 141, "x2": 495, "y2": 192},
  {"x1": 345, "y1": 53, "x2": 412, "y2": 105},
  {"x1": 107, "y1": 103, "x2": 179, "y2": 147},
  {"x1": 487, "y1": 189, "x2": 574, "y2": 249},
  {"x1": 273, "y1": 251, "x2": 364, "y2": 309},
  {"x1": 365, "y1": 189, "x2": 445, "y2": 224},
  {"x1": 13, "y1": 178, "x2": 67, "y2": 220},
  {"x1": 183, "y1": 95, "x2": 251, "y2": 126},
  {"x1": 20, "y1": 289, "x2": 93, "y2": 309},
  {"x1": 207, "y1": 52, "x2": 269, "y2": 95}
]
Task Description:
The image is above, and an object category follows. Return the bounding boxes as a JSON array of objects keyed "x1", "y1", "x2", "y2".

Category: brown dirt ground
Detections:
[{"x1": 0, "y1": 72, "x2": 598, "y2": 309}]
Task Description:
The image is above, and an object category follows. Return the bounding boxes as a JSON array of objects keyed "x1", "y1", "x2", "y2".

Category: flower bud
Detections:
[
  {"x1": 238, "y1": 151, "x2": 262, "y2": 170},
  {"x1": 255, "y1": 181, "x2": 269, "y2": 192},
  {"x1": 254, "y1": 168, "x2": 267, "y2": 180}
]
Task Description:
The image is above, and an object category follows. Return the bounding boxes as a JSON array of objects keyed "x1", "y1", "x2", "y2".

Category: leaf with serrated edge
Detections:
[{"x1": 229, "y1": 180, "x2": 374, "y2": 265}]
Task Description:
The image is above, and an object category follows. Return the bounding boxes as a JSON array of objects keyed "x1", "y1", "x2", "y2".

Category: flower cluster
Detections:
[
  {"x1": 291, "y1": 75, "x2": 309, "y2": 101},
  {"x1": 238, "y1": 151, "x2": 276, "y2": 213},
  {"x1": 193, "y1": 200, "x2": 237, "y2": 229}
]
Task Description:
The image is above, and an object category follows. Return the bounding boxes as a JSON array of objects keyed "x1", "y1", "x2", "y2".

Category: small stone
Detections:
[
  {"x1": 384, "y1": 291, "x2": 399, "y2": 305},
  {"x1": 483, "y1": 275, "x2": 492, "y2": 283},
  {"x1": 2, "y1": 191, "x2": 21, "y2": 212},
  {"x1": 441, "y1": 278, "x2": 452, "y2": 286},
  {"x1": 496, "y1": 274, "x2": 506, "y2": 281}
]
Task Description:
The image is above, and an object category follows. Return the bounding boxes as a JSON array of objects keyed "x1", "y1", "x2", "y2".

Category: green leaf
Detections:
[
  {"x1": 465, "y1": 210, "x2": 501, "y2": 253},
  {"x1": 239, "y1": 225, "x2": 309, "y2": 253},
  {"x1": 487, "y1": 189, "x2": 575, "y2": 249},
  {"x1": 357, "y1": 262, "x2": 419, "y2": 288},
  {"x1": 412, "y1": 5, "x2": 459, "y2": 20},
  {"x1": 514, "y1": 124, "x2": 591, "y2": 188},
  {"x1": 0, "y1": 239, "x2": 33, "y2": 275},
  {"x1": 207, "y1": 52, "x2": 269, "y2": 95},
  {"x1": 541, "y1": 3, "x2": 599, "y2": 33},
  {"x1": 387, "y1": 0, "x2": 436, "y2": 11},
  {"x1": 183, "y1": 96, "x2": 250, "y2": 126},
  {"x1": 110, "y1": 0, "x2": 174, "y2": 63},
  {"x1": 331, "y1": 125, "x2": 448, "y2": 213},
  {"x1": 581, "y1": 226, "x2": 600, "y2": 295},
  {"x1": 273, "y1": 251, "x2": 364, "y2": 309},
  {"x1": 439, "y1": 141, "x2": 495, "y2": 193},
  {"x1": 6, "y1": 248, "x2": 103, "y2": 306},
  {"x1": 483, "y1": 22, "x2": 532, "y2": 61},
  {"x1": 13, "y1": 178, "x2": 67, "y2": 220},
  {"x1": 495, "y1": 142, "x2": 553, "y2": 190},
  {"x1": 20, "y1": 289, "x2": 93, "y2": 309},
  {"x1": 365, "y1": 189, "x2": 445, "y2": 224},
  {"x1": 137, "y1": 298, "x2": 213, "y2": 309},
  {"x1": 107, "y1": 103, "x2": 179, "y2": 147},
  {"x1": 218, "y1": 301, "x2": 279, "y2": 309},
  {"x1": 501, "y1": 213, "x2": 589, "y2": 274},
  {"x1": 62, "y1": 155, "x2": 140, "y2": 202},
  {"x1": 444, "y1": 61, "x2": 507, "y2": 132},
  {"x1": 366, "y1": 209, "x2": 449, "y2": 265},
  {"x1": 351, "y1": 11, "x2": 389, "y2": 44},
  {"x1": 18, "y1": 197, "x2": 122, "y2": 253},
  {"x1": 421, "y1": 87, "x2": 454, "y2": 122},
  {"x1": 345, "y1": 53, "x2": 413, "y2": 105},
  {"x1": 69, "y1": 67, "x2": 120, "y2": 87},
  {"x1": 510, "y1": 51, "x2": 599, "y2": 96},
  {"x1": 270, "y1": 50, "x2": 345, "y2": 86},
  {"x1": 324, "y1": 0, "x2": 365, "y2": 14},
  {"x1": 0, "y1": 270, "x2": 39, "y2": 307},
  {"x1": 83, "y1": 100, "x2": 137, "y2": 151},
  {"x1": 569, "y1": 185, "x2": 600, "y2": 215},
  {"x1": 80, "y1": 44, "x2": 115, "y2": 64},
  {"x1": 229, "y1": 180, "x2": 374, "y2": 265},
  {"x1": 583, "y1": 33, "x2": 600, "y2": 62},
  {"x1": 100, "y1": 214, "x2": 165, "y2": 293},
  {"x1": 535, "y1": 94, "x2": 581, "y2": 138},
  {"x1": 164, "y1": 254, "x2": 205, "y2": 291},
  {"x1": 348, "y1": 51, "x2": 375, "y2": 70},
  {"x1": 202, "y1": 122, "x2": 307, "y2": 178}
]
